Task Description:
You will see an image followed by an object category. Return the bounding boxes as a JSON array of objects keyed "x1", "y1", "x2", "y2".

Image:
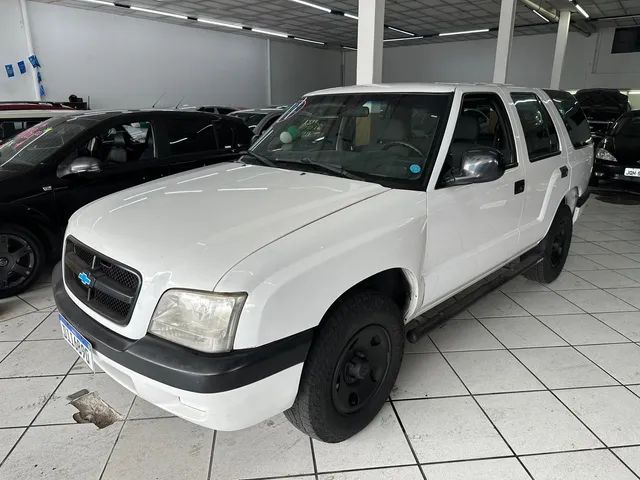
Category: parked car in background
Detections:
[
  {"x1": 0, "y1": 109, "x2": 252, "y2": 298},
  {"x1": 0, "y1": 101, "x2": 75, "y2": 144},
  {"x1": 197, "y1": 105, "x2": 241, "y2": 115},
  {"x1": 575, "y1": 89, "x2": 631, "y2": 143},
  {"x1": 593, "y1": 110, "x2": 640, "y2": 187},
  {"x1": 53, "y1": 83, "x2": 592, "y2": 443},
  {"x1": 230, "y1": 107, "x2": 285, "y2": 137}
]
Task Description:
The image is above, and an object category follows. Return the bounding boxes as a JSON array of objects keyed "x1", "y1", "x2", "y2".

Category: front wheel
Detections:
[
  {"x1": 285, "y1": 291, "x2": 404, "y2": 443},
  {"x1": 0, "y1": 224, "x2": 45, "y2": 299},
  {"x1": 525, "y1": 204, "x2": 573, "y2": 284}
]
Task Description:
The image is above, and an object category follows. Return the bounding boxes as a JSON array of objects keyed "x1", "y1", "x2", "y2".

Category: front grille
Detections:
[{"x1": 64, "y1": 237, "x2": 141, "y2": 326}]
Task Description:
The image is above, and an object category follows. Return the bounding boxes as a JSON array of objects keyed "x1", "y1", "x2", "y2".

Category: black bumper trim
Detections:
[
  {"x1": 577, "y1": 189, "x2": 591, "y2": 208},
  {"x1": 53, "y1": 262, "x2": 313, "y2": 394}
]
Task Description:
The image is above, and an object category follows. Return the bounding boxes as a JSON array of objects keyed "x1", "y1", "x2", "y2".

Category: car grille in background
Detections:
[{"x1": 64, "y1": 237, "x2": 141, "y2": 326}]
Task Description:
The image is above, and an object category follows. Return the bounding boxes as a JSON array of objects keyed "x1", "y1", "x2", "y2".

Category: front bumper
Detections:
[
  {"x1": 593, "y1": 162, "x2": 640, "y2": 186},
  {"x1": 53, "y1": 262, "x2": 311, "y2": 429}
]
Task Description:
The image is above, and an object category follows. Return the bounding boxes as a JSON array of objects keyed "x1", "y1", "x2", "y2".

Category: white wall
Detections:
[
  {"x1": 270, "y1": 41, "x2": 342, "y2": 105},
  {"x1": 0, "y1": 0, "x2": 37, "y2": 100}
]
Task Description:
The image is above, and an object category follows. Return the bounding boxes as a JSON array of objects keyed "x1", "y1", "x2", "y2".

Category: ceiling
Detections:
[{"x1": 34, "y1": 0, "x2": 640, "y2": 48}]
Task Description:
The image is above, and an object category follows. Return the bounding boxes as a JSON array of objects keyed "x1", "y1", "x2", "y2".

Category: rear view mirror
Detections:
[
  {"x1": 445, "y1": 148, "x2": 505, "y2": 186},
  {"x1": 342, "y1": 106, "x2": 369, "y2": 118},
  {"x1": 58, "y1": 156, "x2": 102, "y2": 178}
]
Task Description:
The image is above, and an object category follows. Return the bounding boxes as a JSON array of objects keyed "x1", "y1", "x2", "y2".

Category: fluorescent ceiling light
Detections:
[
  {"x1": 532, "y1": 10, "x2": 550, "y2": 22},
  {"x1": 628, "y1": 90, "x2": 640, "y2": 95},
  {"x1": 288, "y1": 0, "x2": 331, "y2": 13},
  {"x1": 197, "y1": 18, "x2": 242, "y2": 29},
  {"x1": 78, "y1": 0, "x2": 114, "y2": 5},
  {"x1": 384, "y1": 35, "x2": 424, "y2": 42},
  {"x1": 293, "y1": 36, "x2": 325, "y2": 45},
  {"x1": 343, "y1": 12, "x2": 358, "y2": 20},
  {"x1": 439, "y1": 28, "x2": 490, "y2": 36},
  {"x1": 387, "y1": 26, "x2": 414, "y2": 36},
  {"x1": 130, "y1": 6, "x2": 188, "y2": 19},
  {"x1": 252, "y1": 28, "x2": 288, "y2": 38},
  {"x1": 575, "y1": 4, "x2": 589, "y2": 18}
]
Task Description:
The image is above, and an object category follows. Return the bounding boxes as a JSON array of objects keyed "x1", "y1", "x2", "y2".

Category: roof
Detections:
[
  {"x1": 306, "y1": 82, "x2": 514, "y2": 96},
  {"x1": 231, "y1": 108, "x2": 284, "y2": 114},
  {"x1": 0, "y1": 102, "x2": 74, "y2": 112},
  {"x1": 0, "y1": 109, "x2": 75, "y2": 119}
]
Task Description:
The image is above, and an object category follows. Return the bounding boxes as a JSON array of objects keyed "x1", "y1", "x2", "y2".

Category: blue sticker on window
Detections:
[{"x1": 409, "y1": 164, "x2": 421, "y2": 174}]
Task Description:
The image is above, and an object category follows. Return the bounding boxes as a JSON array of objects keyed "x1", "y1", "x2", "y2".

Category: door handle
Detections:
[
  {"x1": 514, "y1": 179, "x2": 525, "y2": 195},
  {"x1": 560, "y1": 166, "x2": 569, "y2": 178}
]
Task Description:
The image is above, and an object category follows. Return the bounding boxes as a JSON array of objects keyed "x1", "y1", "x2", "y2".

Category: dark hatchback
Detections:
[
  {"x1": 0, "y1": 109, "x2": 251, "y2": 297},
  {"x1": 575, "y1": 89, "x2": 631, "y2": 143},
  {"x1": 593, "y1": 110, "x2": 640, "y2": 188}
]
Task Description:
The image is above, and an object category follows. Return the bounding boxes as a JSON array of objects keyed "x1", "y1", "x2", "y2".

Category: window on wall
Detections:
[
  {"x1": 511, "y1": 93, "x2": 560, "y2": 161},
  {"x1": 544, "y1": 89, "x2": 592, "y2": 149},
  {"x1": 612, "y1": 26, "x2": 640, "y2": 54}
]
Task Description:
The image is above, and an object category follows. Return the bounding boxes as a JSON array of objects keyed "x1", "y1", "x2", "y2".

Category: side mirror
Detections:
[
  {"x1": 445, "y1": 148, "x2": 505, "y2": 186},
  {"x1": 58, "y1": 156, "x2": 102, "y2": 178}
]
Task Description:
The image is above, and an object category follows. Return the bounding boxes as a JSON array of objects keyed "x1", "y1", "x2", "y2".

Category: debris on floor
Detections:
[{"x1": 68, "y1": 389, "x2": 123, "y2": 428}]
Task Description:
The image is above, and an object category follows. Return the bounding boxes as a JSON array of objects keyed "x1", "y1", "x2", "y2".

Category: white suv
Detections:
[{"x1": 54, "y1": 83, "x2": 593, "y2": 443}]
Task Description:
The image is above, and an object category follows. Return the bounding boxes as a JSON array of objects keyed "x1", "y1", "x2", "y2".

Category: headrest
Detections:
[{"x1": 454, "y1": 114, "x2": 479, "y2": 141}]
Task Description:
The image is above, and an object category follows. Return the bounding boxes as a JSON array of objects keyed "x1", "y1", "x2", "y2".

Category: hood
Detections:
[
  {"x1": 68, "y1": 162, "x2": 387, "y2": 294},
  {"x1": 576, "y1": 89, "x2": 630, "y2": 119}
]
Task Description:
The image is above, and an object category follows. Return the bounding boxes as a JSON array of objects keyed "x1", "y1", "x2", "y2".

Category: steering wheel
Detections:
[{"x1": 382, "y1": 141, "x2": 425, "y2": 157}]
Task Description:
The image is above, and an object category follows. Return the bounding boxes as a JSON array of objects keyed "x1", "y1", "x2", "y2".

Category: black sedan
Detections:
[
  {"x1": 0, "y1": 109, "x2": 252, "y2": 298},
  {"x1": 593, "y1": 110, "x2": 640, "y2": 188}
]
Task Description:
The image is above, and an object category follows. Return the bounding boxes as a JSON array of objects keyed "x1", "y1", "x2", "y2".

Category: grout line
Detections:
[
  {"x1": 206, "y1": 430, "x2": 217, "y2": 480},
  {"x1": 308, "y1": 436, "x2": 319, "y2": 480},
  {"x1": 387, "y1": 400, "x2": 427, "y2": 480},
  {"x1": 98, "y1": 395, "x2": 136, "y2": 480}
]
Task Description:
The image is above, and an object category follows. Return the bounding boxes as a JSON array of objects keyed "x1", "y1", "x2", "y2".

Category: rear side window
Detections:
[
  {"x1": 214, "y1": 120, "x2": 235, "y2": 150},
  {"x1": 511, "y1": 93, "x2": 560, "y2": 161},
  {"x1": 544, "y1": 89, "x2": 591, "y2": 149},
  {"x1": 167, "y1": 118, "x2": 216, "y2": 155}
]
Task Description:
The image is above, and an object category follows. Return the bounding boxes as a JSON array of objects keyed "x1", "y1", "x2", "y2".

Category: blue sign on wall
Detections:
[
  {"x1": 5, "y1": 64, "x2": 15, "y2": 78},
  {"x1": 17, "y1": 61, "x2": 26, "y2": 74}
]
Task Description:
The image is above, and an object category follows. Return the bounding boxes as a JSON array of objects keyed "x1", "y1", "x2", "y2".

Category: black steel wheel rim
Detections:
[
  {"x1": 550, "y1": 219, "x2": 568, "y2": 268},
  {"x1": 331, "y1": 324, "x2": 391, "y2": 415},
  {"x1": 0, "y1": 234, "x2": 36, "y2": 290}
]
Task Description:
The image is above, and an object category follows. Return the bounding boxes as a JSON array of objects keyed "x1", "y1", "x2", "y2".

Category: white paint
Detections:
[
  {"x1": 550, "y1": 10, "x2": 571, "y2": 89},
  {"x1": 493, "y1": 0, "x2": 517, "y2": 84},
  {"x1": 0, "y1": 0, "x2": 35, "y2": 100},
  {"x1": 18, "y1": 0, "x2": 40, "y2": 100},
  {"x1": 356, "y1": 0, "x2": 385, "y2": 84}
]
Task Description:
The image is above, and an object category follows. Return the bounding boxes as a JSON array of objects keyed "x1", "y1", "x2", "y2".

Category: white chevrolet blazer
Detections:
[{"x1": 54, "y1": 83, "x2": 593, "y2": 442}]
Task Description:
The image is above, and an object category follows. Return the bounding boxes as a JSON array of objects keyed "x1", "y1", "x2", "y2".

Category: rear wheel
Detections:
[
  {"x1": 524, "y1": 204, "x2": 573, "y2": 284},
  {"x1": 0, "y1": 224, "x2": 44, "y2": 299},
  {"x1": 285, "y1": 290, "x2": 404, "y2": 443}
]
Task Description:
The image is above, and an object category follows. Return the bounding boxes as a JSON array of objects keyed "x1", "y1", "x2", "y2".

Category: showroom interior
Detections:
[{"x1": 2, "y1": 0, "x2": 640, "y2": 479}]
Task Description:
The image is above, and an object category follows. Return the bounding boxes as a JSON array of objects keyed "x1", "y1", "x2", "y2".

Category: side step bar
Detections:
[{"x1": 405, "y1": 246, "x2": 544, "y2": 343}]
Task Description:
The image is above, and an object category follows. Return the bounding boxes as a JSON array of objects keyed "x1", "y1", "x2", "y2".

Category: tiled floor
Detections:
[{"x1": 3, "y1": 194, "x2": 640, "y2": 479}]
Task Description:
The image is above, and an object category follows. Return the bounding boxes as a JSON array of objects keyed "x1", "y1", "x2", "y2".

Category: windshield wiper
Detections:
[
  {"x1": 279, "y1": 158, "x2": 366, "y2": 182},
  {"x1": 241, "y1": 151, "x2": 278, "y2": 168}
]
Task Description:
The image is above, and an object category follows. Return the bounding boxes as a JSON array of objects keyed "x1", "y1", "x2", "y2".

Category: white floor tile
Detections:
[
  {"x1": 313, "y1": 404, "x2": 415, "y2": 472},
  {"x1": 428, "y1": 318, "x2": 503, "y2": 352},
  {"x1": 404, "y1": 335, "x2": 438, "y2": 354},
  {"x1": 570, "y1": 242, "x2": 616, "y2": 255},
  {"x1": 573, "y1": 229, "x2": 620, "y2": 242},
  {"x1": 0, "y1": 342, "x2": 17, "y2": 362},
  {"x1": 575, "y1": 270, "x2": 640, "y2": 289},
  {"x1": 468, "y1": 291, "x2": 529, "y2": 318},
  {"x1": 445, "y1": 350, "x2": 543, "y2": 394},
  {"x1": 0, "y1": 297, "x2": 35, "y2": 322},
  {"x1": 477, "y1": 391, "x2": 602, "y2": 455},
  {"x1": 606, "y1": 287, "x2": 640, "y2": 309},
  {"x1": 618, "y1": 269, "x2": 640, "y2": 283},
  {"x1": 0, "y1": 340, "x2": 78, "y2": 377},
  {"x1": 212, "y1": 414, "x2": 314, "y2": 479},
  {"x1": 391, "y1": 353, "x2": 467, "y2": 399},
  {"x1": 395, "y1": 397, "x2": 511, "y2": 463},
  {"x1": 608, "y1": 230, "x2": 640, "y2": 241},
  {"x1": 0, "y1": 377, "x2": 62, "y2": 427},
  {"x1": 480, "y1": 316, "x2": 566, "y2": 348},
  {"x1": 596, "y1": 241, "x2": 640, "y2": 254},
  {"x1": 102, "y1": 417, "x2": 213, "y2": 480},
  {"x1": 0, "y1": 428, "x2": 24, "y2": 463},
  {"x1": 0, "y1": 423, "x2": 119, "y2": 480},
  {"x1": 513, "y1": 347, "x2": 616, "y2": 389},
  {"x1": 613, "y1": 446, "x2": 640, "y2": 478},
  {"x1": 537, "y1": 314, "x2": 629, "y2": 345},
  {"x1": 317, "y1": 466, "x2": 423, "y2": 480},
  {"x1": 506, "y1": 291, "x2": 583, "y2": 316},
  {"x1": 127, "y1": 396, "x2": 173, "y2": 420},
  {"x1": 577, "y1": 343, "x2": 640, "y2": 384},
  {"x1": 422, "y1": 458, "x2": 530, "y2": 480},
  {"x1": 595, "y1": 311, "x2": 640, "y2": 340},
  {"x1": 564, "y1": 255, "x2": 608, "y2": 272},
  {"x1": 26, "y1": 310, "x2": 62, "y2": 340},
  {"x1": 17, "y1": 285, "x2": 56, "y2": 310},
  {"x1": 556, "y1": 386, "x2": 640, "y2": 447},
  {"x1": 547, "y1": 271, "x2": 596, "y2": 291},
  {"x1": 499, "y1": 275, "x2": 548, "y2": 293},
  {"x1": 521, "y1": 450, "x2": 636, "y2": 480},
  {"x1": 35, "y1": 373, "x2": 135, "y2": 426},
  {"x1": 0, "y1": 311, "x2": 50, "y2": 341},
  {"x1": 557, "y1": 289, "x2": 635, "y2": 313},
  {"x1": 584, "y1": 254, "x2": 640, "y2": 270}
]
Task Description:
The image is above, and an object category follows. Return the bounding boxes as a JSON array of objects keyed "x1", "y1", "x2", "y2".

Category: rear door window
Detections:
[
  {"x1": 511, "y1": 92, "x2": 560, "y2": 161},
  {"x1": 167, "y1": 118, "x2": 216, "y2": 156},
  {"x1": 544, "y1": 89, "x2": 592, "y2": 149}
]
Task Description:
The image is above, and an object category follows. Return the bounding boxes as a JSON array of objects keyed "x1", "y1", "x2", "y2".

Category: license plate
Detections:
[
  {"x1": 624, "y1": 168, "x2": 640, "y2": 177},
  {"x1": 59, "y1": 314, "x2": 94, "y2": 370}
]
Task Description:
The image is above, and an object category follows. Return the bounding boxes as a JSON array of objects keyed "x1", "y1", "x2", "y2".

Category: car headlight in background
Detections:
[
  {"x1": 596, "y1": 148, "x2": 617, "y2": 162},
  {"x1": 149, "y1": 290, "x2": 247, "y2": 353}
]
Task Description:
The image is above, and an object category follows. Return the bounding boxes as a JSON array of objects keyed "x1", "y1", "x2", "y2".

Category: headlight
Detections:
[
  {"x1": 596, "y1": 148, "x2": 617, "y2": 162},
  {"x1": 149, "y1": 290, "x2": 247, "y2": 353}
]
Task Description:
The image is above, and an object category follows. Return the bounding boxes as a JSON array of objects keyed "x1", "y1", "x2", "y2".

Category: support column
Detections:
[
  {"x1": 550, "y1": 10, "x2": 571, "y2": 89},
  {"x1": 356, "y1": 0, "x2": 385, "y2": 85},
  {"x1": 18, "y1": 0, "x2": 41, "y2": 100},
  {"x1": 492, "y1": 0, "x2": 517, "y2": 84}
]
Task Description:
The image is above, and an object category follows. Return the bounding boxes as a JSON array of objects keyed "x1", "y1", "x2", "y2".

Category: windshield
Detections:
[
  {"x1": 0, "y1": 116, "x2": 89, "y2": 172},
  {"x1": 249, "y1": 93, "x2": 452, "y2": 188}
]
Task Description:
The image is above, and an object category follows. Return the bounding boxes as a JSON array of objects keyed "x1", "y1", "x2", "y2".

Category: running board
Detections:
[{"x1": 405, "y1": 247, "x2": 544, "y2": 343}]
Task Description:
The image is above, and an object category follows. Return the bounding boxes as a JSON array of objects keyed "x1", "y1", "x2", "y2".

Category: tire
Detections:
[
  {"x1": 0, "y1": 224, "x2": 45, "y2": 299},
  {"x1": 285, "y1": 290, "x2": 404, "y2": 443},
  {"x1": 524, "y1": 204, "x2": 573, "y2": 284}
]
